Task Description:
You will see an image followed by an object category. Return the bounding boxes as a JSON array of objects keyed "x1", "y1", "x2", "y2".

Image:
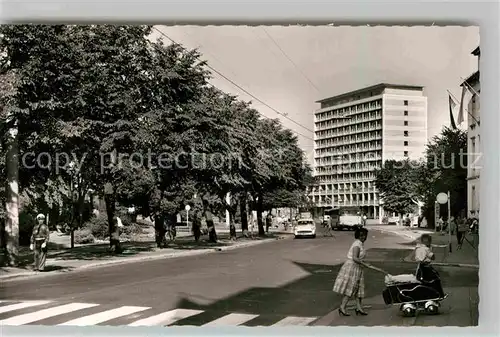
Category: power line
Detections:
[
  {"x1": 261, "y1": 27, "x2": 321, "y2": 93},
  {"x1": 152, "y1": 26, "x2": 315, "y2": 140}
]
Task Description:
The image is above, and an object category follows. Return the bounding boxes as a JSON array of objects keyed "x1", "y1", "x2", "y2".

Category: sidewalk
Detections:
[
  {"x1": 313, "y1": 285, "x2": 478, "y2": 326},
  {"x1": 369, "y1": 225, "x2": 479, "y2": 268},
  {"x1": 0, "y1": 233, "x2": 289, "y2": 282}
]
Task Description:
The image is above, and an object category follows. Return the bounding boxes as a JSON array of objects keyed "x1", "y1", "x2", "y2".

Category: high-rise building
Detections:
[
  {"x1": 463, "y1": 46, "x2": 480, "y2": 217},
  {"x1": 311, "y1": 83, "x2": 428, "y2": 219}
]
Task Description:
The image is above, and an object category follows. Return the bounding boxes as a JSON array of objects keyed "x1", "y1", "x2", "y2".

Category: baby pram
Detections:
[{"x1": 382, "y1": 263, "x2": 447, "y2": 316}]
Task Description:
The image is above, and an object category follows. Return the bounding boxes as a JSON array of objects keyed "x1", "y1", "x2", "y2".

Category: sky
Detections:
[{"x1": 152, "y1": 25, "x2": 479, "y2": 165}]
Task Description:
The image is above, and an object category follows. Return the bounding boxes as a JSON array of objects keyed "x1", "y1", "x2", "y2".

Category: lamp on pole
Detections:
[
  {"x1": 185, "y1": 204, "x2": 191, "y2": 228},
  {"x1": 436, "y1": 192, "x2": 451, "y2": 252}
]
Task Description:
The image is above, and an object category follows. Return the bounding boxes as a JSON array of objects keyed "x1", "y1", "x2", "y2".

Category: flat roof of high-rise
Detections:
[{"x1": 315, "y1": 83, "x2": 424, "y2": 104}]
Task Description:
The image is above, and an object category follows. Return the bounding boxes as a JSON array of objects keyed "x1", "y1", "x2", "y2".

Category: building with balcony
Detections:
[
  {"x1": 463, "y1": 46, "x2": 480, "y2": 216},
  {"x1": 310, "y1": 83, "x2": 428, "y2": 219}
]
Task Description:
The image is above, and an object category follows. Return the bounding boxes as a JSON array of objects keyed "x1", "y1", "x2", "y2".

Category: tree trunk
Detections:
[
  {"x1": 204, "y1": 209, "x2": 218, "y2": 243},
  {"x1": 4, "y1": 121, "x2": 19, "y2": 266},
  {"x1": 192, "y1": 213, "x2": 201, "y2": 242},
  {"x1": 240, "y1": 193, "x2": 249, "y2": 237},
  {"x1": 104, "y1": 183, "x2": 121, "y2": 254},
  {"x1": 154, "y1": 214, "x2": 164, "y2": 248},
  {"x1": 229, "y1": 207, "x2": 237, "y2": 240},
  {"x1": 257, "y1": 193, "x2": 265, "y2": 236}
]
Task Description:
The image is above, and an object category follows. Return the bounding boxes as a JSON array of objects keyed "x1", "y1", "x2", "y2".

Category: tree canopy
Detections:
[
  {"x1": 374, "y1": 126, "x2": 468, "y2": 227},
  {"x1": 0, "y1": 24, "x2": 312, "y2": 264}
]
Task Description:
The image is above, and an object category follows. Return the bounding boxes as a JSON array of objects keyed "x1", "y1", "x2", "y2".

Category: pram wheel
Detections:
[
  {"x1": 425, "y1": 301, "x2": 439, "y2": 314},
  {"x1": 401, "y1": 303, "x2": 416, "y2": 317}
]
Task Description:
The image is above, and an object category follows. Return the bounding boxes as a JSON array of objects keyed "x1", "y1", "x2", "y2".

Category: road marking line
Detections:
[
  {"x1": 202, "y1": 313, "x2": 259, "y2": 326},
  {"x1": 0, "y1": 303, "x2": 99, "y2": 326},
  {"x1": 59, "y1": 306, "x2": 150, "y2": 326},
  {"x1": 128, "y1": 309, "x2": 204, "y2": 326},
  {"x1": 271, "y1": 316, "x2": 318, "y2": 326},
  {"x1": 0, "y1": 301, "x2": 52, "y2": 314}
]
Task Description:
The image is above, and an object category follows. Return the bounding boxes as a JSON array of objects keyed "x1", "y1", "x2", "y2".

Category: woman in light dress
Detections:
[{"x1": 333, "y1": 227, "x2": 387, "y2": 316}]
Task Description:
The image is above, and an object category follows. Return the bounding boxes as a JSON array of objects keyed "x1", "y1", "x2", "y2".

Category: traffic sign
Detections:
[{"x1": 436, "y1": 192, "x2": 448, "y2": 204}]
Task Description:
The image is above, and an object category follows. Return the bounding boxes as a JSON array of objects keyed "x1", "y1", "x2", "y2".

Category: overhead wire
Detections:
[
  {"x1": 260, "y1": 27, "x2": 321, "y2": 93},
  {"x1": 152, "y1": 26, "x2": 315, "y2": 141}
]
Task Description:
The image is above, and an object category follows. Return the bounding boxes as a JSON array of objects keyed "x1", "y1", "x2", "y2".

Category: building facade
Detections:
[
  {"x1": 310, "y1": 83, "x2": 428, "y2": 219},
  {"x1": 463, "y1": 47, "x2": 480, "y2": 216}
]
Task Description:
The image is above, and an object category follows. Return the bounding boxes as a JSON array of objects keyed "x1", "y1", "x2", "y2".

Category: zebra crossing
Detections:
[{"x1": 0, "y1": 300, "x2": 318, "y2": 327}]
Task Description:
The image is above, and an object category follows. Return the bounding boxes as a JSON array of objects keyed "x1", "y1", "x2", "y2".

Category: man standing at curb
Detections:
[{"x1": 30, "y1": 213, "x2": 50, "y2": 272}]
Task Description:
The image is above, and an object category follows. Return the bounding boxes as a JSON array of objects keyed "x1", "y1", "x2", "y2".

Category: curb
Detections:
[
  {"x1": 371, "y1": 228, "x2": 479, "y2": 269},
  {"x1": 0, "y1": 237, "x2": 283, "y2": 282},
  {"x1": 432, "y1": 262, "x2": 479, "y2": 269},
  {"x1": 370, "y1": 227, "x2": 425, "y2": 241}
]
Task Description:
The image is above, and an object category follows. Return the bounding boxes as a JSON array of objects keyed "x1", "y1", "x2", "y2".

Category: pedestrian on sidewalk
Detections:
[
  {"x1": 333, "y1": 227, "x2": 388, "y2": 317},
  {"x1": 449, "y1": 216, "x2": 456, "y2": 235},
  {"x1": 456, "y1": 210, "x2": 468, "y2": 250},
  {"x1": 265, "y1": 213, "x2": 272, "y2": 233},
  {"x1": 30, "y1": 213, "x2": 50, "y2": 272}
]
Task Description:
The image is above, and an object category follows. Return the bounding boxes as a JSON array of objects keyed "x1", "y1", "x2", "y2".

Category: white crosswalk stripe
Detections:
[
  {"x1": 59, "y1": 306, "x2": 150, "y2": 326},
  {"x1": 0, "y1": 303, "x2": 99, "y2": 326},
  {"x1": 202, "y1": 313, "x2": 259, "y2": 326},
  {"x1": 128, "y1": 309, "x2": 203, "y2": 327},
  {"x1": 0, "y1": 300, "x2": 51, "y2": 314},
  {"x1": 271, "y1": 316, "x2": 318, "y2": 326},
  {"x1": 0, "y1": 300, "x2": 318, "y2": 327}
]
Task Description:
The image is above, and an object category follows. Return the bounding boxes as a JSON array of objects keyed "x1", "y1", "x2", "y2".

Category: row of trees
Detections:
[
  {"x1": 0, "y1": 25, "x2": 314, "y2": 266},
  {"x1": 375, "y1": 126, "x2": 468, "y2": 227}
]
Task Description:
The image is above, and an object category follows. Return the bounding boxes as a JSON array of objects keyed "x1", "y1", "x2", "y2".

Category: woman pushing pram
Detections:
[{"x1": 382, "y1": 234, "x2": 447, "y2": 316}]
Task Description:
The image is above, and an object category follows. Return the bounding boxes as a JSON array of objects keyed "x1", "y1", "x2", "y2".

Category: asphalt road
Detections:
[{"x1": 0, "y1": 227, "x2": 478, "y2": 327}]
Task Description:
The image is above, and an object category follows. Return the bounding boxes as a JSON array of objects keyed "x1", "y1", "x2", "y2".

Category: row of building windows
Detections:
[
  {"x1": 315, "y1": 172, "x2": 376, "y2": 183},
  {"x1": 319, "y1": 97, "x2": 382, "y2": 112},
  {"x1": 315, "y1": 110, "x2": 381, "y2": 130},
  {"x1": 313, "y1": 194, "x2": 379, "y2": 202},
  {"x1": 316, "y1": 130, "x2": 382, "y2": 148},
  {"x1": 312, "y1": 181, "x2": 376, "y2": 191},
  {"x1": 316, "y1": 151, "x2": 382, "y2": 166},
  {"x1": 315, "y1": 162, "x2": 382, "y2": 174},
  {"x1": 317, "y1": 140, "x2": 382, "y2": 151},
  {"x1": 316, "y1": 130, "x2": 382, "y2": 145},
  {"x1": 318, "y1": 98, "x2": 410, "y2": 119},
  {"x1": 315, "y1": 120, "x2": 382, "y2": 138}
]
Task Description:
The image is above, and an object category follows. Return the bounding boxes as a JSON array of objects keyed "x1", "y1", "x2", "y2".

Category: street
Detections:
[{"x1": 0, "y1": 228, "x2": 478, "y2": 327}]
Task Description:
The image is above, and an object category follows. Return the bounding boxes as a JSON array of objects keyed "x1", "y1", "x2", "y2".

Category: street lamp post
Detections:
[
  {"x1": 436, "y1": 192, "x2": 451, "y2": 252},
  {"x1": 185, "y1": 204, "x2": 191, "y2": 228}
]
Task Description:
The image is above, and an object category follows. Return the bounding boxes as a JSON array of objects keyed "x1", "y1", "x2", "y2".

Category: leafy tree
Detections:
[
  {"x1": 418, "y1": 127, "x2": 468, "y2": 227},
  {"x1": 1, "y1": 25, "x2": 157, "y2": 254},
  {"x1": 375, "y1": 159, "x2": 421, "y2": 223}
]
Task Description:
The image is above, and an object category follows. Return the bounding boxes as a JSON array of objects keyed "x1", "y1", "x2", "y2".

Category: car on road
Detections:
[{"x1": 293, "y1": 218, "x2": 316, "y2": 238}]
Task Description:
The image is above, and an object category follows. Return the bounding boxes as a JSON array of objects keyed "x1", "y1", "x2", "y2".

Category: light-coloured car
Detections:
[{"x1": 294, "y1": 218, "x2": 316, "y2": 239}]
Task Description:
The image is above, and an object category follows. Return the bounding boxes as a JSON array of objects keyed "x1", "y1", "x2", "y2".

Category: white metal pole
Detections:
[
  {"x1": 447, "y1": 191, "x2": 452, "y2": 252},
  {"x1": 225, "y1": 192, "x2": 230, "y2": 227},
  {"x1": 434, "y1": 200, "x2": 437, "y2": 233}
]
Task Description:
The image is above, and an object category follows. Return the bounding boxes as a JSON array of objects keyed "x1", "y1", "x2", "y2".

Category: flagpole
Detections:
[{"x1": 447, "y1": 90, "x2": 480, "y2": 126}]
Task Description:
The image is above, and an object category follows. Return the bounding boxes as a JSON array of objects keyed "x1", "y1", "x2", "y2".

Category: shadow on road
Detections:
[{"x1": 169, "y1": 247, "x2": 479, "y2": 326}]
